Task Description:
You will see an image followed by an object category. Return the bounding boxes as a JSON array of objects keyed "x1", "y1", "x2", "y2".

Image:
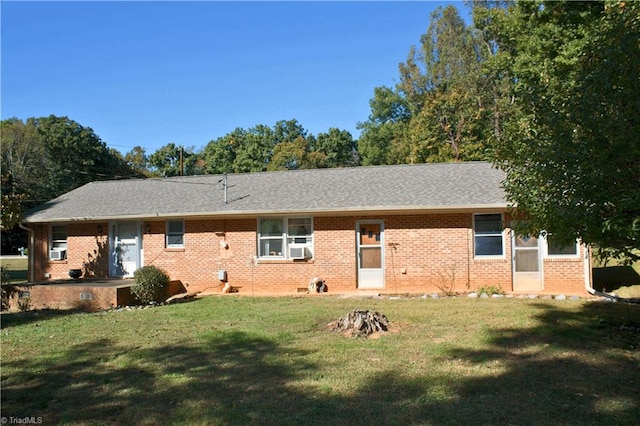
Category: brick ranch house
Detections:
[{"x1": 19, "y1": 162, "x2": 593, "y2": 308}]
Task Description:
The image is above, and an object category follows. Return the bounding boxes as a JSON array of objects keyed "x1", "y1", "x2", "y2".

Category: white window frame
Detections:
[
  {"x1": 473, "y1": 213, "x2": 505, "y2": 258},
  {"x1": 166, "y1": 220, "x2": 185, "y2": 248},
  {"x1": 257, "y1": 217, "x2": 313, "y2": 259},
  {"x1": 49, "y1": 224, "x2": 68, "y2": 260},
  {"x1": 543, "y1": 234, "x2": 580, "y2": 258}
]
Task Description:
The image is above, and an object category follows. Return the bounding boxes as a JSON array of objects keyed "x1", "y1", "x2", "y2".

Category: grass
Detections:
[
  {"x1": 592, "y1": 254, "x2": 640, "y2": 298},
  {"x1": 0, "y1": 257, "x2": 28, "y2": 284},
  {"x1": 2, "y1": 296, "x2": 639, "y2": 425}
]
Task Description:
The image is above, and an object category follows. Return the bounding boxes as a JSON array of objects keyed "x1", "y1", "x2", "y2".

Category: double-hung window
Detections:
[
  {"x1": 258, "y1": 217, "x2": 313, "y2": 259},
  {"x1": 166, "y1": 220, "x2": 185, "y2": 248},
  {"x1": 473, "y1": 214, "x2": 504, "y2": 257},
  {"x1": 50, "y1": 224, "x2": 68, "y2": 260}
]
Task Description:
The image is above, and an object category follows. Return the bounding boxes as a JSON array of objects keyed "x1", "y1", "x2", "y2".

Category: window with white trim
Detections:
[
  {"x1": 546, "y1": 235, "x2": 579, "y2": 257},
  {"x1": 258, "y1": 217, "x2": 313, "y2": 259},
  {"x1": 166, "y1": 220, "x2": 184, "y2": 248},
  {"x1": 473, "y1": 214, "x2": 504, "y2": 257},
  {"x1": 50, "y1": 224, "x2": 68, "y2": 260}
]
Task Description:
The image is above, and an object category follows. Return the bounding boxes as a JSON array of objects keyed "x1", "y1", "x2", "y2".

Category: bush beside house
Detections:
[{"x1": 131, "y1": 266, "x2": 170, "y2": 304}]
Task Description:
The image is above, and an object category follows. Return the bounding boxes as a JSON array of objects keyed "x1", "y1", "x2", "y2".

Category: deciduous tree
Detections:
[
  {"x1": 486, "y1": 0, "x2": 640, "y2": 261},
  {"x1": 359, "y1": 5, "x2": 493, "y2": 165},
  {"x1": 148, "y1": 143, "x2": 203, "y2": 177},
  {"x1": 1, "y1": 115, "x2": 142, "y2": 251},
  {"x1": 357, "y1": 86, "x2": 410, "y2": 165},
  {"x1": 314, "y1": 128, "x2": 357, "y2": 167},
  {"x1": 124, "y1": 146, "x2": 151, "y2": 175}
]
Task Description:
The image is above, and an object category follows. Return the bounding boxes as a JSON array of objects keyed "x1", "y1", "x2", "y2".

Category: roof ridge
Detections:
[{"x1": 81, "y1": 161, "x2": 495, "y2": 185}]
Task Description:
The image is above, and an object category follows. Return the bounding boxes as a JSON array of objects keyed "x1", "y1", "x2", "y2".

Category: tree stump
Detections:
[{"x1": 329, "y1": 309, "x2": 390, "y2": 338}]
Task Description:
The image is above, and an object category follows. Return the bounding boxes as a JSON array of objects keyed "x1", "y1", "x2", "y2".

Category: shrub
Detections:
[
  {"x1": 478, "y1": 285, "x2": 505, "y2": 296},
  {"x1": 131, "y1": 266, "x2": 170, "y2": 304},
  {"x1": 436, "y1": 262, "x2": 458, "y2": 296}
]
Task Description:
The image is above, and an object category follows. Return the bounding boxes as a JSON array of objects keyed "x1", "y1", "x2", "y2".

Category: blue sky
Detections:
[{"x1": 2, "y1": 1, "x2": 466, "y2": 155}]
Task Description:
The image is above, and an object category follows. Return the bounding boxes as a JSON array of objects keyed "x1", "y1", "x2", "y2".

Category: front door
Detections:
[
  {"x1": 512, "y1": 234, "x2": 543, "y2": 292},
  {"x1": 111, "y1": 222, "x2": 141, "y2": 278},
  {"x1": 357, "y1": 221, "x2": 385, "y2": 289}
]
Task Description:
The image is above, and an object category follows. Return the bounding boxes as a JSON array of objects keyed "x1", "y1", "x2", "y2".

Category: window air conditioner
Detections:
[
  {"x1": 288, "y1": 246, "x2": 306, "y2": 260},
  {"x1": 50, "y1": 249, "x2": 67, "y2": 260}
]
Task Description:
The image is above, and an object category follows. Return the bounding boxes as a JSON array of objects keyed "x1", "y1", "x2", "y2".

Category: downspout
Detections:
[
  {"x1": 584, "y1": 245, "x2": 640, "y2": 304},
  {"x1": 18, "y1": 222, "x2": 35, "y2": 283}
]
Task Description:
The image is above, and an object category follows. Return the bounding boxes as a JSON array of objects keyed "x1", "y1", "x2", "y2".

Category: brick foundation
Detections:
[{"x1": 8, "y1": 283, "x2": 134, "y2": 312}]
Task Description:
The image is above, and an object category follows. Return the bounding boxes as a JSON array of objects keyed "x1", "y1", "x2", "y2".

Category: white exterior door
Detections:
[
  {"x1": 357, "y1": 220, "x2": 385, "y2": 289},
  {"x1": 512, "y1": 234, "x2": 543, "y2": 292},
  {"x1": 111, "y1": 222, "x2": 141, "y2": 278}
]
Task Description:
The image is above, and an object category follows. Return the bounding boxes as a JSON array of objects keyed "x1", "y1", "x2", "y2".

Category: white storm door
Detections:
[
  {"x1": 512, "y1": 234, "x2": 543, "y2": 292},
  {"x1": 112, "y1": 222, "x2": 140, "y2": 278},
  {"x1": 357, "y1": 221, "x2": 385, "y2": 289}
]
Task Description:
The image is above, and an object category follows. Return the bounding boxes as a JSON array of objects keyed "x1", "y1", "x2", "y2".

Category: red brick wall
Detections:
[
  {"x1": 383, "y1": 214, "x2": 470, "y2": 293},
  {"x1": 542, "y1": 245, "x2": 588, "y2": 295},
  {"x1": 29, "y1": 213, "x2": 590, "y2": 296},
  {"x1": 31, "y1": 222, "x2": 109, "y2": 281},
  {"x1": 18, "y1": 284, "x2": 120, "y2": 311}
]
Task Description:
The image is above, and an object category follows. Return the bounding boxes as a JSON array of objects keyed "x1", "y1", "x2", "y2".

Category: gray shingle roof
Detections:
[{"x1": 22, "y1": 161, "x2": 507, "y2": 223}]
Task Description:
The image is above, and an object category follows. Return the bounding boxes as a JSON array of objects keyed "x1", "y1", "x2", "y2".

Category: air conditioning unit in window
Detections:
[
  {"x1": 288, "y1": 246, "x2": 307, "y2": 260},
  {"x1": 50, "y1": 249, "x2": 67, "y2": 260}
]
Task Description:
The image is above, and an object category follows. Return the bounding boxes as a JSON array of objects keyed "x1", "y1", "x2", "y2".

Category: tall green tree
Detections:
[
  {"x1": 232, "y1": 124, "x2": 275, "y2": 173},
  {"x1": 358, "y1": 5, "x2": 493, "y2": 165},
  {"x1": 1, "y1": 115, "x2": 140, "y2": 201},
  {"x1": 401, "y1": 5, "x2": 491, "y2": 162},
  {"x1": 1, "y1": 115, "x2": 142, "y2": 251},
  {"x1": 203, "y1": 120, "x2": 356, "y2": 172},
  {"x1": 273, "y1": 119, "x2": 307, "y2": 144},
  {"x1": 268, "y1": 136, "x2": 312, "y2": 171},
  {"x1": 34, "y1": 115, "x2": 134, "y2": 193},
  {"x1": 203, "y1": 130, "x2": 241, "y2": 174},
  {"x1": 1, "y1": 172, "x2": 27, "y2": 252},
  {"x1": 314, "y1": 128, "x2": 357, "y2": 167},
  {"x1": 265, "y1": 119, "x2": 312, "y2": 170},
  {"x1": 484, "y1": 0, "x2": 640, "y2": 261},
  {"x1": 357, "y1": 86, "x2": 411, "y2": 165},
  {"x1": 148, "y1": 143, "x2": 203, "y2": 177},
  {"x1": 1, "y1": 172, "x2": 26, "y2": 231},
  {"x1": 124, "y1": 145, "x2": 151, "y2": 175},
  {"x1": 472, "y1": 1, "x2": 516, "y2": 148},
  {"x1": 0, "y1": 118, "x2": 50, "y2": 205}
]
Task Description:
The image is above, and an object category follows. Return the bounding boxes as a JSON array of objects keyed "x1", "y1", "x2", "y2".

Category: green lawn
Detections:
[
  {"x1": 0, "y1": 257, "x2": 28, "y2": 284},
  {"x1": 1, "y1": 296, "x2": 639, "y2": 425},
  {"x1": 592, "y1": 254, "x2": 640, "y2": 298}
]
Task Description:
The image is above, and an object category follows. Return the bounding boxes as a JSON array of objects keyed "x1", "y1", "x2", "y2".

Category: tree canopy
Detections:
[
  {"x1": 0, "y1": 115, "x2": 143, "y2": 229},
  {"x1": 478, "y1": 0, "x2": 640, "y2": 261},
  {"x1": 202, "y1": 119, "x2": 356, "y2": 173},
  {"x1": 358, "y1": 5, "x2": 495, "y2": 165}
]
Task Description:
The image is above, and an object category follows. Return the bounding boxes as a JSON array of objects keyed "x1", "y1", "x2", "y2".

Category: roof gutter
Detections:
[
  {"x1": 22, "y1": 203, "x2": 510, "y2": 224},
  {"x1": 18, "y1": 222, "x2": 35, "y2": 283}
]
